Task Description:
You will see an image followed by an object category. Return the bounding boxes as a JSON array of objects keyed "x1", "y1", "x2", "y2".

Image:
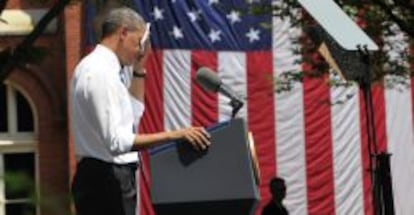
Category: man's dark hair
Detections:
[{"x1": 101, "y1": 7, "x2": 145, "y2": 38}]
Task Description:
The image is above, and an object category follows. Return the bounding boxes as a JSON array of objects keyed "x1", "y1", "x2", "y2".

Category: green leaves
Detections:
[{"x1": 246, "y1": 0, "x2": 413, "y2": 92}]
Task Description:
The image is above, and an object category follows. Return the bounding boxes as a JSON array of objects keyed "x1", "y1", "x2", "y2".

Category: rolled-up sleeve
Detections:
[
  {"x1": 130, "y1": 96, "x2": 145, "y2": 126},
  {"x1": 123, "y1": 66, "x2": 145, "y2": 127}
]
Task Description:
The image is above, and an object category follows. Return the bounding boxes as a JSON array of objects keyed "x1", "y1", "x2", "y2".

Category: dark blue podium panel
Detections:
[{"x1": 149, "y1": 118, "x2": 260, "y2": 215}]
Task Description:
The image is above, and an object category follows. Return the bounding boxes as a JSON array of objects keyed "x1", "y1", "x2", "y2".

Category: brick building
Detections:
[{"x1": 0, "y1": 1, "x2": 83, "y2": 214}]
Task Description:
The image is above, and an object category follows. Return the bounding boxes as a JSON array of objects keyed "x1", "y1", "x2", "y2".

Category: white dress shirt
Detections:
[{"x1": 70, "y1": 45, "x2": 144, "y2": 164}]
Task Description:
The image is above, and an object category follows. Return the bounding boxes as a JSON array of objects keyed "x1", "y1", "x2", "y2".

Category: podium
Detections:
[{"x1": 149, "y1": 118, "x2": 260, "y2": 215}]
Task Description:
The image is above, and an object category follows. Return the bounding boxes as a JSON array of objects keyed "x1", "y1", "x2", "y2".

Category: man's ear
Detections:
[{"x1": 119, "y1": 26, "x2": 129, "y2": 40}]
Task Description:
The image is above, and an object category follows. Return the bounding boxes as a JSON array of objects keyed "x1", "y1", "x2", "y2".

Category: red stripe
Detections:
[
  {"x1": 245, "y1": 51, "x2": 276, "y2": 215},
  {"x1": 139, "y1": 50, "x2": 164, "y2": 215},
  {"x1": 303, "y1": 74, "x2": 336, "y2": 215},
  {"x1": 372, "y1": 84, "x2": 388, "y2": 153},
  {"x1": 359, "y1": 83, "x2": 388, "y2": 215},
  {"x1": 140, "y1": 50, "x2": 165, "y2": 134},
  {"x1": 191, "y1": 51, "x2": 219, "y2": 126},
  {"x1": 359, "y1": 89, "x2": 374, "y2": 215}
]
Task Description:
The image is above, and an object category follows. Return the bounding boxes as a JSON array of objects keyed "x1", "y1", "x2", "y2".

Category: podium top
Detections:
[{"x1": 298, "y1": 0, "x2": 379, "y2": 51}]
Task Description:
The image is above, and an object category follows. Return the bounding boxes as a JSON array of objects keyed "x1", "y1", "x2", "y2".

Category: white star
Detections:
[
  {"x1": 245, "y1": 28, "x2": 260, "y2": 43},
  {"x1": 208, "y1": 0, "x2": 219, "y2": 5},
  {"x1": 153, "y1": 6, "x2": 164, "y2": 21},
  {"x1": 171, "y1": 0, "x2": 176, "y2": 2},
  {"x1": 188, "y1": 9, "x2": 201, "y2": 22},
  {"x1": 208, "y1": 29, "x2": 222, "y2": 43},
  {"x1": 226, "y1": 10, "x2": 241, "y2": 24},
  {"x1": 171, "y1": 25, "x2": 184, "y2": 39}
]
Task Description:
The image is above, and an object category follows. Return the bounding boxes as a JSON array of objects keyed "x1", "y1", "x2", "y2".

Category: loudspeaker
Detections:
[
  {"x1": 149, "y1": 118, "x2": 260, "y2": 215},
  {"x1": 305, "y1": 25, "x2": 368, "y2": 82}
]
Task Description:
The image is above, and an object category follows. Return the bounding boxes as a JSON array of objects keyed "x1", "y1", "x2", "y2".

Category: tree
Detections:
[{"x1": 248, "y1": 0, "x2": 413, "y2": 91}]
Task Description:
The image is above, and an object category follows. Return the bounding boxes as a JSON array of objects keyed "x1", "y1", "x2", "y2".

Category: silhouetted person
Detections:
[{"x1": 262, "y1": 177, "x2": 288, "y2": 215}]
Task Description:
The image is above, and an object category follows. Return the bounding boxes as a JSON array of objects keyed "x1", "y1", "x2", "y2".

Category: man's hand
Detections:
[
  {"x1": 134, "y1": 39, "x2": 151, "y2": 72},
  {"x1": 129, "y1": 40, "x2": 151, "y2": 102},
  {"x1": 173, "y1": 127, "x2": 211, "y2": 151}
]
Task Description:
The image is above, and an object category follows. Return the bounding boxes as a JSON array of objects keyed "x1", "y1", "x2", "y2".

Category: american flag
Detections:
[{"x1": 85, "y1": 1, "x2": 414, "y2": 215}]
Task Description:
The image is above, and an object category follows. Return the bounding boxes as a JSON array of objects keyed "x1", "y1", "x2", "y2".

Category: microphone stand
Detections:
[
  {"x1": 357, "y1": 45, "x2": 395, "y2": 215},
  {"x1": 230, "y1": 98, "x2": 244, "y2": 118}
]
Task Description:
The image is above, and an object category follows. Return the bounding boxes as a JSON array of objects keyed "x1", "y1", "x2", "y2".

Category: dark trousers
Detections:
[{"x1": 71, "y1": 157, "x2": 138, "y2": 215}]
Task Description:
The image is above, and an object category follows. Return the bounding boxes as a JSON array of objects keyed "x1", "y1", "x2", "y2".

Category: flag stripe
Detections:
[
  {"x1": 372, "y1": 86, "x2": 388, "y2": 153},
  {"x1": 359, "y1": 84, "x2": 390, "y2": 215},
  {"x1": 164, "y1": 50, "x2": 192, "y2": 130},
  {"x1": 246, "y1": 51, "x2": 276, "y2": 214},
  {"x1": 330, "y1": 83, "x2": 364, "y2": 215},
  {"x1": 191, "y1": 51, "x2": 218, "y2": 126},
  {"x1": 217, "y1": 52, "x2": 247, "y2": 121},
  {"x1": 385, "y1": 80, "x2": 414, "y2": 215},
  {"x1": 383, "y1": 30, "x2": 414, "y2": 214},
  {"x1": 141, "y1": 50, "x2": 166, "y2": 133},
  {"x1": 139, "y1": 50, "x2": 165, "y2": 215},
  {"x1": 273, "y1": 16, "x2": 309, "y2": 215},
  {"x1": 303, "y1": 75, "x2": 335, "y2": 215},
  {"x1": 358, "y1": 89, "x2": 374, "y2": 215}
]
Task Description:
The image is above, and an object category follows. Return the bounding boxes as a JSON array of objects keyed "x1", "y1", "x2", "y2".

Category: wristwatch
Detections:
[{"x1": 133, "y1": 70, "x2": 147, "y2": 78}]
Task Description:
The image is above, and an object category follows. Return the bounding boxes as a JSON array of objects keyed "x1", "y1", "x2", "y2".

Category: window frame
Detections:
[{"x1": 0, "y1": 83, "x2": 39, "y2": 215}]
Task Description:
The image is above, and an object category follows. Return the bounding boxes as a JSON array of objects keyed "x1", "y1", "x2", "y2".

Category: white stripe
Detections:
[
  {"x1": 163, "y1": 50, "x2": 192, "y2": 130},
  {"x1": 383, "y1": 27, "x2": 414, "y2": 215},
  {"x1": 330, "y1": 82, "x2": 364, "y2": 215},
  {"x1": 217, "y1": 52, "x2": 247, "y2": 122},
  {"x1": 272, "y1": 15, "x2": 308, "y2": 215},
  {"x1": 385, "y1": 79, "x2": 414, "y2": 215}
]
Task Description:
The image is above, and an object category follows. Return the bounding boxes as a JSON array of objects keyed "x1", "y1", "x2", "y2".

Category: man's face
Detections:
[{"x1": 118, "y1": 24, "x2": 144, "y2": 66}]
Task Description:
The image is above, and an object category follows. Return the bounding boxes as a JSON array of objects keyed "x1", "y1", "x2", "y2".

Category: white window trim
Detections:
[{"x1": 0, "y1": 83, "x2": 39, "y2": 215}]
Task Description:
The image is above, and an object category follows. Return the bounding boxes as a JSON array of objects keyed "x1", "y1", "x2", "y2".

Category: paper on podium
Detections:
[{"x1": 299, "y1": 0, "x2": 378, "y2": 51}]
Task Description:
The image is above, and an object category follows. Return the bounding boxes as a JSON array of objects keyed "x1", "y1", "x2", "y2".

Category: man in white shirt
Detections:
[{"x1": 70, "y1": 7, "x2": 211, "y2": 215}]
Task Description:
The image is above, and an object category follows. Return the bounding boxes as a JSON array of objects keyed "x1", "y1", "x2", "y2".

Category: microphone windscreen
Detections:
[{"x1": 196, "y1": 67, "x2": 221, "y2": 92}]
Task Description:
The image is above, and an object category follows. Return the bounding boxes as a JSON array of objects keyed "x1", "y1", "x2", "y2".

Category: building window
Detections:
[
  {"x1": 0, "y1": 84, "x2": 7, "y2": 133},
  {"x1": 0, "y1": 83, "x2": 38, "y2": 215}
]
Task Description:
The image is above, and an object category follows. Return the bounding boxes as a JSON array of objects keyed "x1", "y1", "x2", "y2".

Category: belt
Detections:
[{"x1": 78, "y1": 157, "x2": 139, "y2": 169}]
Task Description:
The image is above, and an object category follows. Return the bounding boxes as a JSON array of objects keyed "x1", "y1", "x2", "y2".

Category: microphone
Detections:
[
  {"x1": 196, "y1": 67, "x2": 244, "y2": 117},
  {"x1": 196, "y1": 67, "x2": 244, "y2": 103}
]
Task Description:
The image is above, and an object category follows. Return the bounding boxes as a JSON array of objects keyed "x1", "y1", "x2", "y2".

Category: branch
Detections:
[
  {"x1": 0, "y1": 0, "x2": 72, "y2": 82},
  {"x1": 0, "y1": 0, "x2": 9, "y2": 23},
  {"x1": 0, "y1": 0, "x2": 8, "y2": 13},
  {"x1": 371, "y1": 0, "x2": 414, "y2": 37},
  {"x1": 393, "y1": 0, "x2": 414, "y2": 13}
]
